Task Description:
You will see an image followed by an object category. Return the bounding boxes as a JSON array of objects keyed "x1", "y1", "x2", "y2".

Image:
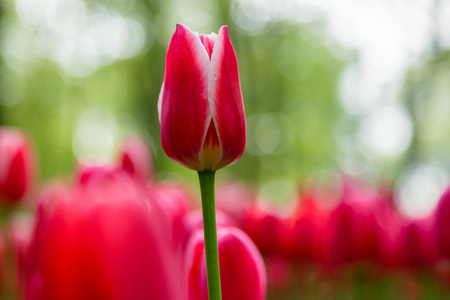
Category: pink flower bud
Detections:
[
  {"x1": 0, "y1": 127, "x2": 34, "y2": 204},
  {"x1": 434, "y1": 186, "x2": 450, "y2": 258},
  {"x1": 119, "y1": 135, "x2": 154, "y2": 183},
  {"x1": 324, "y1": 199, "x2": 381, "y2": 267},
  {"x1": 186, "y1": 227, "x2": 266, "y2": 300},
  {"x1": 148, "y1": 180, "x2": 194, "y2": 251},
  {"x1": 159, "y1": 24, "x2": 246, "y2": 171},
  {"x1": 288, "y1": 194, "x2": 329, "y2": 263},
  {"x1": 242, "y1": 203, "x2": 288, "y2": 256},
  {"x1": 25, "y1": 170, "x2": 182, "y2": 300},
  {"x1": 396, "y1": 217, "x2": 439, "y2": 267}
]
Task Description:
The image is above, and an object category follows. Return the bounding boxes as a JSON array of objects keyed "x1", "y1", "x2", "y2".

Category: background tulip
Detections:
[
  {"x1": 396, "y1": 217, "x2": 439, "y2": 268},
  {"x1": 434, "y1": 186, "x2": 450, "y2": 259},
  {"x1": 159, "y1": 24, "x2": 246, "y2": 171},
  {"x1": 25, "y1": 170, "x2": 183, "y2": 300},
  {"x1": 119, "y1": 135, "x2": 154, "y2": 183},
  {"x1": 186, "y1": 226, "x2": 267, "y2": 300},
  {"x1": 0, "y1": 127, "x2": 34, "y2": 205}
]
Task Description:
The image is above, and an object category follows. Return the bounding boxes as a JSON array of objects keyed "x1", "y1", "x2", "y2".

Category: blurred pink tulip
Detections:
[
  {"x1": 25, "y1": 170, "x2": 182, "y2": 300},
  {"x1": 186, "y1": 227, "x2": 266, "y2": 300},
  {"x1": 288, "y1": 193, "x2": 329, "y2": 263},
  {"x1": 0, "y1": 127, "x2": 34, "y2": 204},
  {"x1": 148, "y1": 180, "x2": 194, "y2": 252},
  {"x1": 396, "y1": 217, "x2": 439, "y2": 268},
  {"x1": 242, "y1": 203, "x2": 289, "y2": 256},
  {"x1": 323, "y1": 180, "x2": 383, "y2": 267},
  {"x1": 434, "y1": 186, "x2": 450, "y2": 259},
  {"x1": 119, "y1": 135, "x2": 154, "y2": 183},
  {"x1": 159, "y1": 24, "x2": 246, "y2": 171}
]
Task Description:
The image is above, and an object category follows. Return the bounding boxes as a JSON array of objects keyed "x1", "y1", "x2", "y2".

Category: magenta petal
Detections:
[
  {"x1": 186, "y1": 227, "x2": 267, "y2": 300},
  {"x1": 160, "y1": 24, "x2": 211, "y2": 170},
  {"x1": 208, "y1": 26, "x2": 246, "y2": 169}
]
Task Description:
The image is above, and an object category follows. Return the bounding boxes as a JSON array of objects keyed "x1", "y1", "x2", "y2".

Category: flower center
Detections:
[{"x1": 201, "y1": 121, "x2": 221, "y2": 169}]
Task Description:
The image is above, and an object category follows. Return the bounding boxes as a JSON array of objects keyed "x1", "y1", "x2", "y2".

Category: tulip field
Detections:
[
  {"x1": 2, "y1": 127, "x2": 450, "y2": 299},
  {"x1": 1, "y1": 0, "x2": 450, "y2": 299}
]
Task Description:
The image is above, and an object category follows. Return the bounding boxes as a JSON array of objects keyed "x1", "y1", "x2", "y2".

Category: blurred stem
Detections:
[{"x1": 198, "y1": 170, "x2": 222, "y2": 300}]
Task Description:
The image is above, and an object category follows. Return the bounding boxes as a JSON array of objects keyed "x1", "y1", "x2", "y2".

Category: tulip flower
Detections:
[
  {"x1": 148, "y1": 180, "x2": 194, "y2": 252},
  {"x1": 325, "y1": 199, "x2": 381, "y2": 267},
  {"x1": 242, "y1": 205, "x2": 287, "y2": 256},
  {"x1": 288, "y1": 194, "x2": 329, "y2": 263},
  {"x1": 25, "y1": 170, "x2": 183, "y2": 300},
  {"x1": 159, "y1": 24, "x2": 246, "y2": 300},
  {"x1": 434, "y1": 186, "x2": 450, "y2": 258},
  {"x1": 186, "y1": 227, "x2": 266, "y2": 300},
  {"x1": 158, "y1": 24, "x2": 245, "y2": 171},
  {"x1": 0, "y1": 127, "x2": 34, "y2": 204},
  {"x1": 396, "y1": 217, "x2": 439, "y2": 268},
  {"x1": 119, "y1": 135, "x2": 154, "y2": 183}
]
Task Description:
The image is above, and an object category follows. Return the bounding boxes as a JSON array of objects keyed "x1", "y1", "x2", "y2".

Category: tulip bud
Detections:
[
  {"x1": 241, "y1": 203, "x2": 288, "y2": 256},
  {"x1": 26, "y1": 170, "x2": 183, "y2": 300},
  {"x1": 159, "y1": 24, "x2": 246, "y2": 171},
  {"x1": 148, "y1": 180, "x2": 194, "y2": 252},
  {"x1": 0, "y1": 127, "x2": 34, "y2": 204},
  {"x1": 289, "y1": 194, "x2": 328, "y2": 263},
  {"x1": 119, "y1": 135, "x2": 154, "y2": 183},
  {"x1": 396, "y1": 217, "x2": 439, "y2": 267},
  {"x1": 434, "y1": 186, "x2": 450, "y2": 258},
  {"x1": 186, "y1": 227, "x2": 266, "y2": 300},
  {"x1": 325, "y1": 199, "x2": 381, "y2": 267}
]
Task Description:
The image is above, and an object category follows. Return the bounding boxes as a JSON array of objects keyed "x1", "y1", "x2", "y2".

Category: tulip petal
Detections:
[
  {"x1": 198, "y1": 33, "x2": 218, "y2": 59},
  {"x1": 208, "y1": 26, "x2": 246, "y2": 169},
  {"x1": 160, "y1": 24, "x2": 211, "y2": 170},
  {"x1": 157, "y1": 82, "x2": 163, "y2": 123}
]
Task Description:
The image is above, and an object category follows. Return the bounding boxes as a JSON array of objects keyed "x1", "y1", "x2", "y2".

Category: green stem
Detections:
[{"x1": 198, "y1": 170, "x2": 222, "y2": 300}]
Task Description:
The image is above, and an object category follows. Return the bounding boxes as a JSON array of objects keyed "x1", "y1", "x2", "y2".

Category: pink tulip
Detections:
[
  {"x1": 25, "y1": 170, "x2": 182, "y2": 300},
  {"x1": 396, "y1": 217, "x2": 439, "y2": 268},
  {"x1": 148, "y1": 180, "x2": 194, "y2": 252},
  {"x1": 323, "y1": 182, "x2": 383, "y2": 267},
  {"x1": 159, "y1": 24, "x2": 246, "y2": 171},
  {"x1": 288, "y1": 193, "x2": 329, "y2": 263},
  {"x1": 0, "y1": 127, "x2": 34, "y2": 204},
  {"x1": 434, "y1": 186, "x2": 450, "y2": 258},
  {"x1": 119, "y1": 135, "x2": 154, "y2": 183},
  {"x1": 241, "y1": 203, "x2": 289, "y2": 256},
  {"x1": 76, "y1": 164, "x2": 117, "y2": 187},
  {"x1": 186, "y1": 227, "x2": 266, "y2": 300}
]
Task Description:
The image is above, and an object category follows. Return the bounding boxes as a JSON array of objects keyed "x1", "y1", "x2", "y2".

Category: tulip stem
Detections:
[{"x1": 198, "y1": 170, "x2": 222, "y2": 300}]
